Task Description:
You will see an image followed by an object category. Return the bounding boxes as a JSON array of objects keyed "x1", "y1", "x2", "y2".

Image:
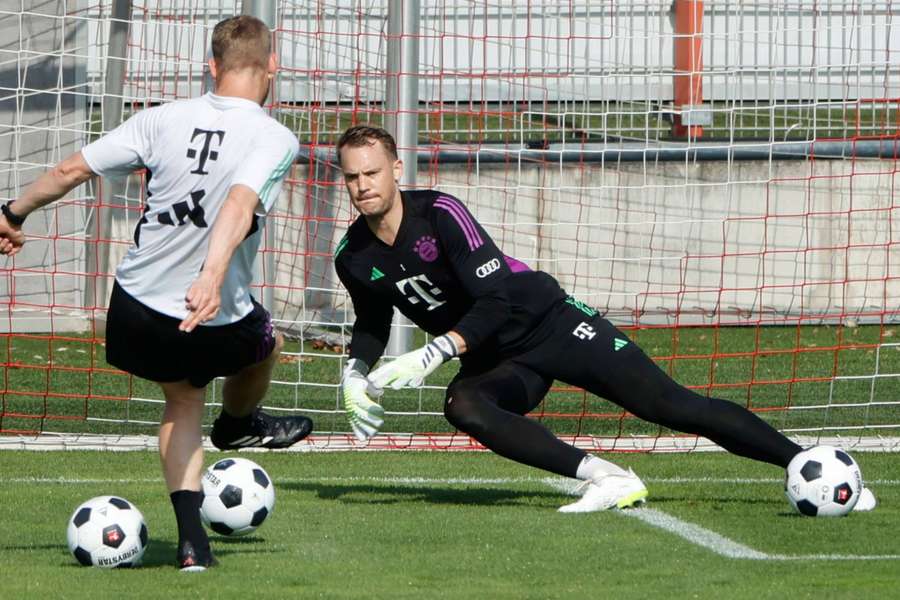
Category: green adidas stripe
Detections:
[
  {"x1": 258, "y1": 150, "x2": 295, "y2": 207},
  {"x1": 333, "y1": 234, "x2": 349, "y2": 259}
]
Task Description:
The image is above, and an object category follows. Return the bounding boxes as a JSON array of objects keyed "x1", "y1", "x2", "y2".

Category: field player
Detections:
[
  {"x1": 334, "y1": 125, "x2": 877, "y2": 513},
  {"x1": 0, "y1": 16, "x2": 312, "y2": 569}
]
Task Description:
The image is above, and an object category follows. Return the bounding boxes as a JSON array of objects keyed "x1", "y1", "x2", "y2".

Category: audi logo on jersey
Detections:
[{"x1": 475, "y1": 258, "x2": 501, "y2": 278}]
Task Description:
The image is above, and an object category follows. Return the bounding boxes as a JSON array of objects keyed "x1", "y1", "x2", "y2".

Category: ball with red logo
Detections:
[
  {"x1": 200, "y1": 457, "x2": 275, "y2": 536},
  {"x1": 784, "y1": 446, "x2": 863, "y2": 517},
  {"x1": 66, "y1": 496, "x2": 148, "y2": 567}
]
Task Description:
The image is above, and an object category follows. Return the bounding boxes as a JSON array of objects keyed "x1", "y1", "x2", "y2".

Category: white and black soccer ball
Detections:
[
  {"x1": 201, "y1": 457, "x2": 275, "y2": 536},
  {"x1": 66, "y1": 496, "x2": 148, "y2": 568},
  {"x1": 785, "y1": 445, "x2": 862, "y2": 517}
]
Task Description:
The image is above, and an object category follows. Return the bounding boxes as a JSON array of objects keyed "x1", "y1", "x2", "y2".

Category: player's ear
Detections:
[
  {"x1": 208, "y1": 57, "x2": 219, "y2": 80},
  {"x1": 267, "y1": 52, "x2": 277, "y2": 78},
  {"x1": 393, "y1": 158, "x2": 403, "y2": 182}
]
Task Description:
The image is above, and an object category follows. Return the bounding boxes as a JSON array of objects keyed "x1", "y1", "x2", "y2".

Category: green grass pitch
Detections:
[{"x1": 1, "y1": 450, "x2": 897, "y2": 598}]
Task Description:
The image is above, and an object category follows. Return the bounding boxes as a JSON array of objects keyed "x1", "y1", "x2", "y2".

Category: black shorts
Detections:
[
  {"x1": 450, "y1": 295, "x2": 645, "y2": 413},
  {"x1": 105, "y1": 281, "x2": 276, "y2": 388}
]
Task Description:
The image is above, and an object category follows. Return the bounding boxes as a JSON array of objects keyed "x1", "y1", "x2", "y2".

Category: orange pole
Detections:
[{"x1": 673, "y1": 0, "x2": 704, "y2": 138}]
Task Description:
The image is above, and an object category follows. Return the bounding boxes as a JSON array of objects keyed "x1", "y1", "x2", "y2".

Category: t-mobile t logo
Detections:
[
  {"x1": 572, "y1": 322, "x2": 597, "y2": 340},
  {"x1": 187, "y1": 128, "x2": 225, "y2": 174},
  {"x1": 396, "y1": 274, "x2": 446, "y2": 311}
]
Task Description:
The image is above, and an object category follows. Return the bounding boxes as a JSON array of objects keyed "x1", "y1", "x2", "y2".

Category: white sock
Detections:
[{"x1": 576, "y1": 455, "x2": 630, "y2": 480}]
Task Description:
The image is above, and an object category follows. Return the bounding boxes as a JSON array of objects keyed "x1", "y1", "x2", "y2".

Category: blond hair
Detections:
[{"x1": 211, "y1": 15, "x2": 271, "y2": 73}]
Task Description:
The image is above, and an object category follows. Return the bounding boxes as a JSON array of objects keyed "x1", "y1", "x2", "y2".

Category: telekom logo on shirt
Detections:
[
  {"x1": 187, "y1": 128, "x2": 225, "y2": 175},
  {"x1": 396, "y1": 274, "x2": 446, "y2": 311}
]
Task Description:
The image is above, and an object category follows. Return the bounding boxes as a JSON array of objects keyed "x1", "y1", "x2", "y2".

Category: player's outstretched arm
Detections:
[
  {"x1": 179, "y1": 184, "x2": 258, "y2": 332},
  {"x1": 0, "y1": 152, "x2": 94, "y2": 256}
]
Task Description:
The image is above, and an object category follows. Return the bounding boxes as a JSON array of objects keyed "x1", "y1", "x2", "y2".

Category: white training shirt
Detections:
[{"x1": 81, "y1": 93, "x2": 299, "y2": 325}]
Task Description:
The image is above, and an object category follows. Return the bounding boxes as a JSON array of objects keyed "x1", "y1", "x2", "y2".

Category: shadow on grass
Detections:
[
  {"x1": 3, "y1": 543, "x2": 68, "y2": 551},
  {"x1": 139, "y1": 538, "x2": 178, "y2": 567},
  {"x1": 643, "y1": 494, "x2": 784, "y2": 507},
  {"x1": 213, "y1": 535, "x2": 266, "y2": 545},
  {"x1": 9, "y1": 538, "x2": 277, "y2": 570},
  {"x1": 140, "y1": 537, "x2": 279, "y2": 568},
  {"x1": 281, "y1": 481, "x2": 564, "y2": 508}
]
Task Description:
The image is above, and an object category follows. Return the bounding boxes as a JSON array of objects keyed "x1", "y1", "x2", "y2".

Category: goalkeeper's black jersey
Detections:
[{"x1": 334, "y1": 189, "x2": 566, "y2": 369}]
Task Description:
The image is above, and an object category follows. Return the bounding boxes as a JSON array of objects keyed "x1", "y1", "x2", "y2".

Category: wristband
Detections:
[
  {"x1": 427, "y1": 334, "x2": 460, "y2": 363},
  {"x1": 1, "y1": 201, "x2": 25, "y2": 227},
  {"x1": 345, "y1": 358, "x2": 370, "y2": 377}
]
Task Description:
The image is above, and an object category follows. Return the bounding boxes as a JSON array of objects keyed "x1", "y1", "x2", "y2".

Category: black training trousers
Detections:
[{"x1": 444, "y1": 298, "x2": 802, "y2": 477}]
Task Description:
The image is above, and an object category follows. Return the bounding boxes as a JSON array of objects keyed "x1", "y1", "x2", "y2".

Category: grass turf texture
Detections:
[{"x1": 0, "y1": 451, "x2": 896, "y2": 599}]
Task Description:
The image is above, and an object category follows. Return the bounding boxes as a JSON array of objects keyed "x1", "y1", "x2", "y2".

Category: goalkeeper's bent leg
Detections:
[
  {"x1": 518, "y1": 305, "x2": 803, "y2": 469},
  {"x1": 592, "y1": 349, "x2": 803, "y2": 468},
  {"x1": 444, "y1": 364, "x2": 588, "y2": 478}
]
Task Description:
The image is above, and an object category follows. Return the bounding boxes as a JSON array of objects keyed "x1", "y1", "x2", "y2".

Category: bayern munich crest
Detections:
[{"x1": 414, "y1": 236, "x2": 439, "y2": 262}]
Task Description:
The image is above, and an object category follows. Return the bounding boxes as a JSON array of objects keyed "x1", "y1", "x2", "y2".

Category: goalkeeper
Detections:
[{"x1": 335, "y1": 125, "x2": 876, "y2": 512}]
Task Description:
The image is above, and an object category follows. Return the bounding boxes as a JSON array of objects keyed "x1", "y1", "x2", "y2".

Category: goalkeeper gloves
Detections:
[
  {"x1": 342, "y1": 359, "x2": 385, "y2": 441},
  {"x1": 369, "y1": 334, "x2": 460, "y2": 390}
]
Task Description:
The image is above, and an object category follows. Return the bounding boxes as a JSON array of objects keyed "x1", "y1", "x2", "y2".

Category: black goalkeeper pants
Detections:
[{"x1": 444, "y1": 298, "x2": 803, "y2": 478}]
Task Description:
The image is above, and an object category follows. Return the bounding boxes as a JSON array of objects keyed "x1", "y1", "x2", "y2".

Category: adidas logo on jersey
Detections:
[
  {"x1": 370, "y1": 267, "x2": 385, "y2": 281},
  {"x1": 614, "y1": 338, "x2": 628, "y2": 351}
]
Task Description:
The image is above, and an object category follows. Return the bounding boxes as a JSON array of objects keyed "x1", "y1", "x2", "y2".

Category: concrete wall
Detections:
[
  {"x1": 5, "y1": 149, "x2": 897, "y2": 332},
  {"x1": 292, "y1": 156, "x2": 900, "y2": 329}
]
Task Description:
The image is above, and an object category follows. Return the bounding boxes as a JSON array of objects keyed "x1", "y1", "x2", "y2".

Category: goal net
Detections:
[{"x1": 2, "y1": 0, "x2": 899, "y2": 451}]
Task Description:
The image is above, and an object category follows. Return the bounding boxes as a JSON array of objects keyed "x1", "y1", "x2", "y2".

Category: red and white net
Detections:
[{"x1": 2, "y1": 1, "x2": 899, "y2": 451}]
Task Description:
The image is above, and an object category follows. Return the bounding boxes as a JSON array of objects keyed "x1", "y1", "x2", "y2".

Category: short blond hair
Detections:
[{"x1": 211, "y1": 15, "x2": 271, "y2": 73}]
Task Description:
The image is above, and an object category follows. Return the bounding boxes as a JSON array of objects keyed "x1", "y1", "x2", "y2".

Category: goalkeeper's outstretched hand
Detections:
[
  {"x1": 369, "y1": 334, "x2": 460, "y2": 390},
  {"x1": 342, "y1": 359, "x2": 385, "y2": 441}
]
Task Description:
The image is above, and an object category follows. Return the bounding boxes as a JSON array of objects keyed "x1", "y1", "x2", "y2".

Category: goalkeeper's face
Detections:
[{"x1": 340, "y1": 142, "x2": 403, "y2": 219}]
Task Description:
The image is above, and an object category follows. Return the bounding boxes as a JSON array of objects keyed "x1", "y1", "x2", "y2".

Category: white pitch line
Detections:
[
  {"x1": 621, "y1": 508, "x2": 900, "y2": 562},
  {"x1": 3, "y1": 474, "x2": 898, "y2": 561},
  {"x1": 544, "y1": 478, "x2": 900, "y2": 562},
  {"x1": 2, "y1": 475, "x2": 899, "y2": 486},
  {"x1": 623, "y1": 507, "x2": 769, "y2": 559},
  {"x1": 771, "y1": 553, "x2": 900, "y2": 561}
]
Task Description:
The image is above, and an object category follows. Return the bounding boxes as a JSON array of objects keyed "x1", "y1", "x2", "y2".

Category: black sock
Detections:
[
  {"x1": 216, "y1": 409, "x2": 254, "y2": 429},
  {"x1": 170, "y1": 490, "x2": 209, "y2": 550}
]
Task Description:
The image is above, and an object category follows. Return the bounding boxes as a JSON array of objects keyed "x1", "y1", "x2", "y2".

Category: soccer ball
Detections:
[
  {"x1": 200, "y1": 457, "x2": 275, "y2": 536},
  {"x1": 66, "y1": 496, "x2": 148, "y2": 568},
  {"x1": 785, "y1": 446, "x2": 862, "y2": 517}
]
